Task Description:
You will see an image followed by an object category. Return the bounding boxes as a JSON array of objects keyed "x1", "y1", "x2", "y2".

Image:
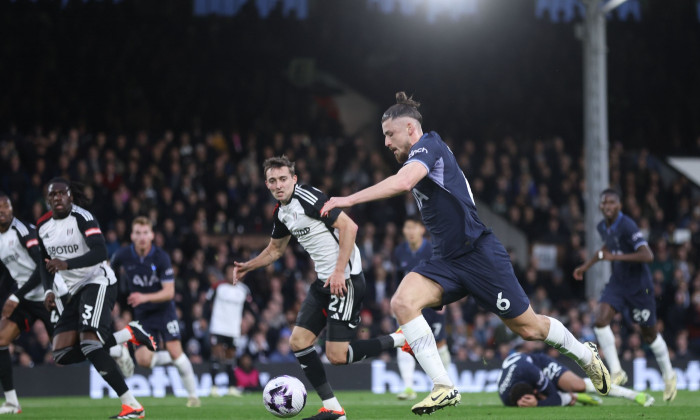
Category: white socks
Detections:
[
  {"x1": 545, "y1": 317, "x2": 591, "y2": 365},
  {"x1": 390, "y1": 332, "x2": 405, "y2": 348},
  {"x1": 4, "y1": 390, "x2": 18, "y2": 406},
  {"x1": 397, "y1": 348, "x2": 415, "y2": 389},
  {"x1": 109, "y1": 345, "x2": 123, "y2": 358},
  {"x1": 558, "y1": 391, "x2": 573, "y2": 406},
  {"x1": 594, "y1": 326, "x2": 621, "y2": 373},
  {"x1": 400, "y1": 316, "x2": 452, "y2": 387},
  {"x1": 322, "y1": 396, "x2": 342, "y2": 411},
  {"x1": 118, "y1": 390, "x2": 141, "y2": 408},
  {"x1": 173, "y1": 353, "x2": 198, "y2": 398},
  {"x1": 584, "y1": 378, "x2": 637, "y2": 400},
  {"x1": 114, "y1": 328, "x2": 133, "y2": 345},
  {"x1": 649, "y1": 334, "x2": 674, "y2": 379},
  {"x1": 150, "y1": 351, "x2": 174, "y2": 368}
]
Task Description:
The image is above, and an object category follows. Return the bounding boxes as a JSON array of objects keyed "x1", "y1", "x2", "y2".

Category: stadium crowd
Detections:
[{"x1": 1, "y1": 126, "x2": 699, "y2": 373}]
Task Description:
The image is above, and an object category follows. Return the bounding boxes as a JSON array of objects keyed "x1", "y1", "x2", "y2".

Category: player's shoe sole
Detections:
[
  {"x1": 411, "y1": 385, "x2": 460, "y2": 415},
  {"x1": 635, "y1": 392, "x2": 655, "y2": 407},
  {"x1": 127, "y1": 321, "x2": 157, "y2": 351},
  {"x1": 109, "y1": 404, "x2": 145, "y2": 419},
  {"x1": 0, "y1": 402, "x2": 21, "y2": 414},
  {"x1": 611, "y1": 369, "x2": 628, "y2": 386},
  {"x1": 664, "y1": 371, "x2": 677, "y2": 402},
  {"x1": 581, "y1": 342, "x2": 610, "y2": 396},
  {"x1": 302, "y1": 407, "x2": 346, "y2": 420}
]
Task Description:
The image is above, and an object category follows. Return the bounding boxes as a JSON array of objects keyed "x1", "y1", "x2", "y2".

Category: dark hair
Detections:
[
  {"x1": 509, "y1": 382, "x2": 535, "y2": 406},
  {"x1": 47, "y1": 177, "x2": 91, "y2": 208},
  {"x1": 404, "y1": 214, "x2": 424, "y2": 225},
  {"x1": 381, "y1": 91, "x2": 423, "y2": 124},
  {"x1": 600, "y1": 188, "x2": 621, "y2": 199},
  {"x1": 263, "y1": 155, "x2": 295, "y2": 178},
  {"x1": 0, "y1": 191, "x2": 8, "y2": 200}
]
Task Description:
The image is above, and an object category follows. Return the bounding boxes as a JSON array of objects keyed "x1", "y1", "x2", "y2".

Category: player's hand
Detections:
[
  {"x1": 232, "y1": 261, "x2": 248, "y2": 285},
  {"x1": 323, "y1": 271, "x2": 348, "y2": 297},
  {"x1": 44, "y1": 291, "x2": 56, "y2": 312},
  {"x1": 320, "y1": 197, "x2": 352, "y2": 217},
  {"x1": 517, "y1": 394, "x2": 538, "y2": 407},
  {"x1": 2, "y1": 299, "x2": 18, "y2": 319},
  {"x1": 573, "y1": 265, "x2": 585, "y2": 281},
  {"x1": 127, "y1": 292, "x2": 147, "y2": 307},
  {"x1": 568, "y1": 392, "x2": 578, "y2": 406},
  {"x1": 45, "y1": 258, "x2": 68, "y2": 274}
]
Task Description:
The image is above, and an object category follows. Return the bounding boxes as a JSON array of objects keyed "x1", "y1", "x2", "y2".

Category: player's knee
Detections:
[
  {"x1": 135, "y1": 351, "x2": 151, "y2": 368},
  {"x1": 288, "y1": 331, "x2": 312, "y2": 352},
  {"x1": 53, "y1": 346, "x2": 81, "y2": 365},
  {"x1": 390, "y1": 293, "x2": 412, "y2": 318},
  {"x1": 325, "y1": 347, "x2": 347, "y2": 365},
  {"x1": 514, "y1": 325, "x2": 541, "y2": 341}
]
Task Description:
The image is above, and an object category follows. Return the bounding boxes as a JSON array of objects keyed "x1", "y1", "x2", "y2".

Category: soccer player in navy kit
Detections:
[
  {"x1": 574, "y1": 189, "x2": 676, "y2": 401},
  {"x1": 233, "y1": 156, "x2": 406, "y2": 420},
  {"x1": 38, "y1": 178, "x2": 155, "y2": 419},
  {"x1": 497, "y1": 349, "x2": 654, "y2": 407},
  {"x1": 0, "y1": 193, "x2": 61, "y2": 414},
  {"x1": 393, "y1": 216, "x2": 451, "y2": 400},
  {"x1": 321, "y1": 92, "x2": 610, "y2": 415},
  {"x1": 110, "y1": 216, "x2": 200, "y2": 407}
]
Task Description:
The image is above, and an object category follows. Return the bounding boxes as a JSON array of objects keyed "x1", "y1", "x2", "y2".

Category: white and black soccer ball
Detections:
[{"x1": 262, "y1": 375, "x2": 307, "y2": 418}]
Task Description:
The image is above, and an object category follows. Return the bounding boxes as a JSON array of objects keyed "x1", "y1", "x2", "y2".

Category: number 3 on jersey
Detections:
[{"x1": 82, "y1": 304, "x2": 94, "y2": 325}]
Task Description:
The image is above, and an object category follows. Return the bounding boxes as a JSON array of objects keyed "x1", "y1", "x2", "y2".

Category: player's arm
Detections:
[
  {"x1": 572, "y1": 245, "x2": 608, "y2": 280},
  {"x1": 13, "y1": 229, "x2": 43, "y2": 301},
  {"x1": 37, "y1": 235, "x2": 56, "y2": 310},
  {"x1": 324, "y1": 211, "x2": 358, "y2": 297},
  {"x1": 232, "y1": 236, "x2": 291, "y2": 284},
  {"x1": 320, "y1": 161, "x2": 427, "y2": 215},
  {"x1": 128, "y1": 281, "x2": 174, "y2": 307},
  {"x1": 609, "y1": 243, "x2": 654, "y2": 263}
]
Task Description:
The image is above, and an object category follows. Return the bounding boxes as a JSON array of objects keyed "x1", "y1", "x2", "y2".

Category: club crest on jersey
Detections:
[{"x1": 67, "y1": 228, "x2": 73, "y2": 235}]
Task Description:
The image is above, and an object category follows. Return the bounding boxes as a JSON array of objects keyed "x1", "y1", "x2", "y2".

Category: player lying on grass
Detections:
[{"x1": 498, "y1": 349, "x2": 654, "y2": 407}]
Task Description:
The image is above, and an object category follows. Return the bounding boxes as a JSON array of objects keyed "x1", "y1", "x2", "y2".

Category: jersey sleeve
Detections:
[
  {"x1": 68, "y1": 209, "x2": 108, "y2": 268},
  {"x1": 271, "y1": 204, "x2": 291, "y2": 239},
  {"x1": 622, "y1": 218, "x2": 648, "y2": 250},
  {"x1": 403, "y1": 133, "x2": 442, "y2": 175},
  {"x1": 110, "y1": 248, "x2": 124, "y2": 274},
  {"x1": 296, "y1": 184, "x2": 341, "y2": 227},
  {"x1": 156, "y1": 249, "x2": 175, "y2": 283},
  {"x1": 14, "y1": 223, "x2": 43, "y2": 299}
]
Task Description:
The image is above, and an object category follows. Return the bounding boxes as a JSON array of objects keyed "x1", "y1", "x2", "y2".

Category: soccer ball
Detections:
[{"x1": 263, "y1": 375, "x2": 307, "y2": 418}]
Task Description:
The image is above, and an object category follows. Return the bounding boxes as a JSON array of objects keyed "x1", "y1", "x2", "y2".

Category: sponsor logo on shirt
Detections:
[
  {"x1": 293, "y1": 227, "x2": 310, "y2": 237},
  {"x1": 46, "y1": 244, "x2": 80, "y2": 255},
  {"x1": 408, "y1": 147, "x2": 428, "y2": 159}
]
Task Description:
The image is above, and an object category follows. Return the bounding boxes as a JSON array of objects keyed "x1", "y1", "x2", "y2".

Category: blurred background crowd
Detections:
[{"x1": 2, "y1": 125, "x2": 699, "y2": 371}]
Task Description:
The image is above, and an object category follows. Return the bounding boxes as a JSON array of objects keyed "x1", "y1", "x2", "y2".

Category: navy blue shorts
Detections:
[
  {"x1": 599, "y1": 278, "x2": 657, "y2": 327},
  {"x1": 422, "y1": 307, "x2": 447, "y2": 342},
  {"x1": 136, "y1": 306, "x2": 182, "y2": 345},
  {"x1": 412, "y1": 232, "x2": 529, "y2": 319}
]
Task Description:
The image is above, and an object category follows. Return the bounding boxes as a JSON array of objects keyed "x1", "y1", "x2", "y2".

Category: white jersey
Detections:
[
  {"x1": 271, "y1": 184, "x2": 362, "y2": 279},
  {"x1": 0, "y1": 218, "x2": 44, "y2": 301},
  {"x1": 37, "y1": 205, "x2": 116, "y2": 295},
  {"x1": 207, "y1": 282, "x2": 249, "y2": 338}
]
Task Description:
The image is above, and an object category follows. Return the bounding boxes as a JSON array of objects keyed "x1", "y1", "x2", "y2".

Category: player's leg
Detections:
[
  {"x1": 641, "y1": 323, "x2": 676, "y2": 401},
  {"x1": 51, "y1": 297, "x2": 88, "y2": 366},
  {"x1": 77, "y1": 283, "x2": 144, "y2": 418},
  {"x1": 223, "y1": 345, "x2": 242, "y2": 396},
  {"x1": 594, "y1": 292, "x2": 627, "y2": 385},
  {"x1": 325, "y1": 273, "x2": 403, "y2": 366},
  {"x1": 164, "y1": 339, "x2": 200, "y2": 407},
  {"x1": 293, "y1": 281, "x2": 345, "y2": 420},
  {"x1": 0, "y1": 317, "x2": 22, "y2": 414},
  {"x1": 391, "y1": 272, "x2": 460, "y2": 415},
  {"x1": 424, "y1": 308, "x2": 451, "y2": 371},
  {"x1": 209, "y1": 338, "x2": 225, "y2": 397}
]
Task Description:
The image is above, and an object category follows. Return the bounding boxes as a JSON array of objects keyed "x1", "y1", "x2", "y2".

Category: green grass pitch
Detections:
[{"x1": 16, "y1": 390, "x2": 699, "y2": 419}]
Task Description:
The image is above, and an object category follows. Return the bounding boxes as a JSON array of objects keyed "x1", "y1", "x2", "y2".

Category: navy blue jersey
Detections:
[
  {"x1": 110, "y1": 244, "x2": 175, "y2": 317},
  {"x1": 405, "y1": 132, "x2": 487, "y2": 259},
  {"x1": 497, "y1": 352, "x2": 562, "y2": 407},
  {"x1": 393, "y1": 238, "x2": 432, "y2": 279},
  {"x1": 596, "y1": 212, "x2": 651, "y2": 284}
]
